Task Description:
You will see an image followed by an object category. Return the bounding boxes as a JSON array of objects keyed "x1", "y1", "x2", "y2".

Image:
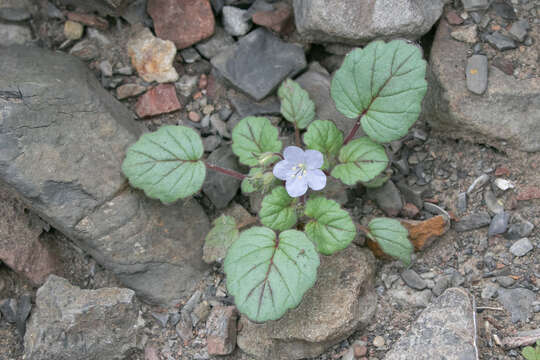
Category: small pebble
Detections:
[
  {"x1": 99, "y1": 60, "x2": 113, "y2": 77},
  {"x1": 64, "y1": 20, "x2": 84, "y2": 40},
  {"x1": 189, "y1": 111, "x2": 201, "y2": 122},
  {"x1": 509, "y1": 238, "x2": 533, "y2": 257},
  {"x1": 372, "y1": 336, "x2": 385, "y2": 348},
  {"x1": 488, "y1": 211, "x2": 510, "y2": 236}
]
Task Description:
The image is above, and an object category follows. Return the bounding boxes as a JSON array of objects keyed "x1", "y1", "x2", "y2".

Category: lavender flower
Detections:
[{"x1": 273, "y1": 146, "x2": 326, "y2": 197}]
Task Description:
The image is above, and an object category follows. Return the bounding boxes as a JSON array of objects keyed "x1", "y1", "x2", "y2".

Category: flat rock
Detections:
[
  {"x1": 488, "y1": 211, "x2": 509, "y2": 236},
  {"x1": 195, "y1": 25, "x2": 235, "y2": 59},
  {"x1": 293, "y1": 0, "x2": 444, "y2": 45},
  {"x1": 498, "y1": 288, "x2": 536, "y2": 323},
  {"x1": 148, "y1": 0, "x2": 215, "y2": 49},
  {"x1": 484, "y1": 31, "x2": 517, "y2": 51},
  {"x1": 0, "y1": 23, "x2": 32, "y2": 46},
  {"x1": 366, "y1": 180, "x2": 403, "y2": 217},
  {"x1": 466, "y1": 54, "x2": 488, "y2": 95},
  {"x1": 462, "y1": 0, "x2": 489, "y2": 11},
  {"x1": 127, "y1": 25, "x2": 178, "y2": 83},
  {"x1": 509, "y1": 238, "x2": 533, "y2": 257},
  {"x1": 0, "y1": 46, "x2": 210, "y2": 305},
  {"x1": 455, "y1": 211, "x2": 491, "y2": 232},
  {"x1": 425, "y1": 19, "x2": 540, "y2": 152},
  {"x1": 388, "y1": 287, "x2": 433, "y2": 308},
  {"x1": 229, "y1": 91, "x2": 281, "y2": 118},
  {"x1": 24, "y1": 275, "x2": 141, "y2": 360},
  {"x1": 252, "y1": 1, "x2": 294, "y2": 35},
  {"x1": 295, "y1": 67, "x2": 358, "y2": 138},
  {"x1": 211, "y1": 28, "x2": 306, "y2": 101},
  {"x1": 135, "y1": 83, "x2": 181, "y2": 118},
  {"x1": 384, "y1": 288, "x2": 478, "y2": 360},
  {"x1": 505, "y1": 221, "x2": 534, "y2": 240},
  {"x1": 0, "y1": 7, "x2": 31, "y2": 21},
  {"x1": 237, "y1": 246, "x2": 377, "y2": 360},
  {"x1": 0, "y1": 187, "x2": 59, "y2": 286},
  {"x1": 202, "y1": 146, "x2": 242, "y2": 209},
  {"x1": 401, "y1": 269, "x2": 427, "y2": 290},
  {"x1": 206, "y1": 306, "x2": 238, "y2": 355},
  {"x1": 450, "y1": 24, "x2": 478, "y2": 44},
  {"x1": 116, "y1": 83, "x2": 146, "y2": 100},
  {"x1": 508, "y1": 19, "x2": 529, "y2": 43}
]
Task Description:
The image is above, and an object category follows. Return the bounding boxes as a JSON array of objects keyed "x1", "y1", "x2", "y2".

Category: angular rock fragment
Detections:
[
  {"x1": 135, "y1": 83, "x2": 181, "y2": 118},
  {"x1": 206, "y1": 306, "x2": 238, "y2": 355}
]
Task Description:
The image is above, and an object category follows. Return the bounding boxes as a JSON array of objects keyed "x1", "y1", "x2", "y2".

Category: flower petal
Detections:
[
  {"x1": 273, "y1": 160, "x2": 294, "y2": 180},
  {"x1": 305, "y1": 149, "x2": 324, "y2": 170},
  {"x1": 307, "y1": 169, "x2": 326, "y2": 191},
  {"x1": 283, "y1": 146, "x2": 305, "y2": 164},
  {"x1": 286, "y1": 176, "x2": 308, "y2": 197}
]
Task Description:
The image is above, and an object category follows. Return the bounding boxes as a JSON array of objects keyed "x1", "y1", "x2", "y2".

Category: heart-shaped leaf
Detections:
[
  {"x1": 331, "y1": 40, "x2": 427, "y2": 143},
  {"x1": 203, "y1": 215, "x2": 239, "y2": 263},
  {"x1": 303, "y1": 120, "x2": 343, "y2": 169},
  {"x1": 232, "y1": 116, "x2": 282, "y2": 166},
  {"x1": 304, "y1": 197, "x2": 356, "y2": 255},
  {"x1": 368, "y1": 218, "x2": 413, "y2": 265},
  {"x1": 331, "y1": 137, "x2": 388, "y2": 185},
  {"x1": 278, "y1": 79, "x2": 315, "y2": 129},
  {"x1": 122, "y1": 125, "x2": 205, "y2": 203},
  {"x1": 224, "y1": 227, "x2": 319, "y2": 322},
  {"x1": 260, "y1": 186, "x2": 298, "y2": 231}
]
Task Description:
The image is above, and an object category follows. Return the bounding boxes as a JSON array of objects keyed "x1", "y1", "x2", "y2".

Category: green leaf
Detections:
[
  {"x1": 122, "y1": 125, "x2": 205, "y2": 204},
  {"x1": 260, "y1": 186, "x2": 298, "y2": 231},
  {"x1": 203, "y1": 215, "x2": 239, "y2": 263},
  {"x1": 331, "y1": 40, "x2": 427, "y2": 143},
  {"x1": 278, "y1": 79, "x2": 315, "y2": 129},
  {"x1": 303, "y1": 120, "x2": 343, "y2": 169},
  {"x1": 241, "y1": 167, "x2": 280, "y2": 194},
  {"x1": 368, "y1": 218, "x2": 413, "y2": 265},
  {"x1": 304, "y1": 197, "x2": 356, "y2": 255},
  {"x1": 224, "y1": 227, "x2": 320, "y2": 322},
  {"x1": 331, "y1": 137, "x2": 388, "y2": 185},
  {"x1": 232, "y1": 117, "x2": 282, "y2": 166},
  {"x1": 522, "y1": 346, "x2": 535, "y2": 360},
  {"x1": 361, "y1": 171, "x2": 391, "y2": 188}
]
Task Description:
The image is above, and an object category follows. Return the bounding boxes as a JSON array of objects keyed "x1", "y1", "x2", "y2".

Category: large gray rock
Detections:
[
  {"x1": 202, "y1": 146, "x2": 242, "y2": 209},
  {"x1": 24, "y1": 275, "x2": 141, "y2": 360},
  {"x1": 0, "y1": 45, "x2": 210, "y2": 305},
  {"x1": 211, "y1": 28, "x2": 306, "y2": 101},
  {"x1": 293, "y1": 0, "x2": 444, "y2": 45},
  {"x1": 237, "y1": 246, "x2": 377, "y2": 360},
  {"x1": 425, "y1": 19, "x2": 540, "y2": 152},
  {"x1": 384, "y1": 288, "x2": 478, "y2": 360}
]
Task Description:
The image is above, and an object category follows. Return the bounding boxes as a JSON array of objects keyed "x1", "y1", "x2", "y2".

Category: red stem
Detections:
[
  {"x1": 343, "y1": 114, "x2": 363, "y2": 145},
  {"x1": 205, "y1": 162, "x2": 246, "y2": 180},
  {"x1": 294, "y1": 125, "x2": 302, "y2": 147}
]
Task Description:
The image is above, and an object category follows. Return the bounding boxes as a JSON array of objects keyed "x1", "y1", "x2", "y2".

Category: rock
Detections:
[
  {"x1": 0, "y1": 46, "x2": 210, "y2": 305},
  {"x1": 147, "y1": 0, "x2": 215, "y2": 49},
  {"x1": 401, "y1": 269, "x2": 427, "y2": 290},
  {"x1": 432, "y1": 275, "x2": 451, "y2": 297},
  {"x1": 293, "y1": 0, "x2": 444, "y2": 45},
  {"x1": 457, "y1": 192, "x2": 468, "y2": 214},
  {"x1": 498, "y1": 288, "x2": 536, "y2": 323},
  {"x1": 467, "y1": 174, "x2": 490, "y2": 194},
  {"x1": 99, "y1": 60, "x2": 113, "y2": 77},
  {"x1": 211, "y1": 28, "x2": 306, "y2": 101},
  {"x1": 492, "y1": 1, "x2": 517, "y2": 20},
  {"x1": 373, "y1": 335, "x2": 385, "y2": 348},
  {"x1": 69, "y1": 39, "x2": 99, "y2": 60},
  {"x1": 0, "y1": 7, "x2": 31, "y2": 21},
  {"x1": 401, "y1": 202, "x2": 420, "y2": 218},
  {"x1": 222, "y1": 6, "x2": 252, "y2": 36},
  {"x1": 207, "y1": 306, "x2": 238, "y2": 355},
  {"x1": 425, "y1": 19, "x2": 540, "y2": 152},
  {"x1": 151, "y1": 312, "x2": 170, "y2": 327},
  {"x1": 481, "y1": 283, "x2": 499, "y2": 299},
  {"x1": 15, "y1": 294, "x2": 32, "y2": 336},
  {"x1": 0, "y1": 298, "x2": 17, "y2": 323},
  {"x1": 445, "y1": 10, "x2": 463, "y2": 25},
  {"x1": 56, "y1": 0, "x2": 131, "y2": 16},
  {"x1": 66, "y1": 12, "x2": 109, "y2": 31},
  {"x1": 210, "y1": 113, "x2": 230, "y2": 138},
  {"x1": 195, "y1": 25, "x2": 235, "y2": 59},
  {"x1": 0, "y1": 187, "x2": 59, "y2": 286},
  {"x1": 496, "y1": 276, "x2": 515, "y2": 288},
  {"x1": 509, "y1": 238, "x2": 533, "y2": 257},
  {"x1": 455, "y1": 211, "x2": 491, "y2": 232},
  {"x1": 505, "y1": 221, "x2": 534, "y2": 240},
  {"x1": 24, "y1": 275, "x2": 141, "y2": 360},
  {"x1": 127, "y1": 26, "x2": 179, "y2": 83},
  {"x1": 0, "y1": 24, "x2": 32, "y2": 46},
  {"x1": 488, "y1": 211, "x2": 509, "y2": 236},
  {"x1": 484, "y1": 31, "x2": 517, "y2": 51},
  {"x1": 384, "y1": 288, "x2": 477, "y2": 360},
  {"x1": 484, "y1": 188, "x2": 504, "y2": 215},
  {"x1": 237, "y1": 246, "x2": 377, "y2": 360},
  {"x1": 450, "y1": 24, "x2": 478, "y2": 44},
  {"x1": 121, "y1": 0, "x2": 153, "y2": 27},
  {"x1": 229, "y1": 91, "x2": 281, "y2": 118},
  {"x1": 191, "y1": 300, "x2": 210, "y2": 325},
  {"x1": 116, "y1": 83, "x2": 146, "y2": 99},
  {"x1": 252, "y1": 1, "x2": 294, "y2": 35},
  {"x1": 135, "y1": 83, "x2": 181, "y2": 118},
  {"x1": 517, "y1": 186, "x2": 540, "y2": 201},
  {"x1": 176, "y1": 75, "x2": 199, "y2": 97},
  {"x1": 462, "y1": 0, "x2": 489, "y2": 11},
  {"x1": 203, "y1": 146, "x2": 242, "y2": 209},
  {"x1": 295, "y1": 68, "x2": 357, "y2": 138},
  {"x1": 388, "y1": 287, "x2": 433, "y2": 308},
  {"x1": 366, "y1": 180, "x2": 403, "y2": 217},
  {"x1": 466, "y1": 54, "x2": 488, "y2": 95},
  {"x1": 493, "y1": 178, "x2": 515, "y2": 191},
  {"x1": 508, "y1": 19, "x2": 529, "y2": 42}
]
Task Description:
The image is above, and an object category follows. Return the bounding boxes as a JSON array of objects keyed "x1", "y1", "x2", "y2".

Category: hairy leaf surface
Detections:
[
  {"x1": 368, "y1": 218, "x2": 413, "y2": 265},
  {"x1": 260, "y1": 186, "x2": 298, "y2": 231},
  {"x1": 232, "y1": 117, "x2": 282, "y2": 166},
  {"x1": 278, "y1": 79, "x2": 315, "y2": 129}
]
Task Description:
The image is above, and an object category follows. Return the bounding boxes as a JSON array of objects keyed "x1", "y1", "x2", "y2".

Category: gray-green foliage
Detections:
[
  {"x1": 122, "y1": 39, "x2": 427, "y2": 324},
  {"x1": 522, "y1": 341, "x2": 540, "y2": 360}
]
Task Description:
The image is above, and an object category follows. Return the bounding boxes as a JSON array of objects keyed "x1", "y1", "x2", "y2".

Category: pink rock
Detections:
[
  {"x1": 206, "y1": 306, "x2": 237, "y2": 355},
  {"x1": 252, "y1": 2, "x2": 294, "y2": 35},
  {"x1": 135, "y1": 84, "x2": 181, "y2": 118},
  {"x1": 147, "y1": 0, "x2": 215, "y2": 49},
  {"x1": 0, "y1": 188, "x2": 58, "y2": 286}
]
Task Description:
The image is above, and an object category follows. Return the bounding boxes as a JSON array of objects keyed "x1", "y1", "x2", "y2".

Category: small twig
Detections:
[
  {"x1": 205, "y1": 162, "x2": 246, "y2": 180},
  {"x1": 476, "y1": 306, "x2": 505, "y2": 311}
]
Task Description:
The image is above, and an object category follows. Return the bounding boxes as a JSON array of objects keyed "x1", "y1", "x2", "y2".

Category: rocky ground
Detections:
[{"x1": 0, "y1": 0, "x2": 538, "y2": 360}]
